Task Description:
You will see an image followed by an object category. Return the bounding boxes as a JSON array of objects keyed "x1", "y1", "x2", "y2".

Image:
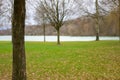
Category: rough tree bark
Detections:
[{"x1": 12, "y1": 0, "x2": 26, "y2": 80}]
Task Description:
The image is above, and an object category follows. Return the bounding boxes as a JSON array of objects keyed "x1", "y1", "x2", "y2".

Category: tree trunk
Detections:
[
  {"x1": 43, "y1": 24, "x2": 46, "y2": 42},
  {"x1": 57, "y1": 28, "x2": 60, "y2": 45},
  {"x1": 96, "y1": 23, "x2": 99, "y2": 41},
  {"x1": 95, "y1": 0, "x2": 100, "y2": 41},
  {"x1": 12, "y1": 0, "x2": 26, "y2": 80},
  {"x1": 118, "y1": 0, "x2": 120, "y2": 41},
  {"x1": 96, "y1": 32, "x2": 99, "y2": 41}
]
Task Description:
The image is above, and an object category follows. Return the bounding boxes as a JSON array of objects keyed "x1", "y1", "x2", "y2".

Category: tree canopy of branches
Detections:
[
  {"x1": 0, "y1": 0, "x2": 14, "y2": 26},
  {"x1": 37, "y1": 0, "x2": 74, "y2": 45},
  {"x1": 0, "y1": 0, "x2": 3, "y2": 16},
  {"x1": 0, "y1": 0, "x2": 6, "y2": 20}
]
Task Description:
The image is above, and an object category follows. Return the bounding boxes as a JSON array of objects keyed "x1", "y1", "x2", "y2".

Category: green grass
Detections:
[{"x1": 0, "y1": 41, "x2": 120, "y2": 80}]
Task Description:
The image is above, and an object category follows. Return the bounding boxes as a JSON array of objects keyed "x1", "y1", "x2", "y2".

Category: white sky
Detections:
[{"x1": 0, "y1": 0, "x2": 106, "y2": 26}]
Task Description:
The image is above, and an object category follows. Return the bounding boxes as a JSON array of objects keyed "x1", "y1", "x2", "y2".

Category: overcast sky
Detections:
[{"x1": 0, "y1": 0, "x2": 97, "y2": 26}]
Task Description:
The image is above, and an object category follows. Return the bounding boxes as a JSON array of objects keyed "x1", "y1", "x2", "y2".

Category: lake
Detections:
[{"x1": 0, "y1": 35, "x2": 119, "y2": 41}]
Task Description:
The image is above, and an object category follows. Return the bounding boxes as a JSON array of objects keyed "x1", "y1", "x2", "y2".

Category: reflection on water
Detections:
[{"x1": 0, "y1": 35, "x2": 119, "y2": 41}]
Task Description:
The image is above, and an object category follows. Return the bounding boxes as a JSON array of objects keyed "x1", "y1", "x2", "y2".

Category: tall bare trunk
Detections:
[
  {"x1": 95, "y1": 0, "x2": 100, "y2": 41},
  {"x1": 43, "y1": 24, "x2": 46, "y2": 42},
  {"x1": 96, "y1": 32, "x2": 99, "y2": 41},
  {"x1": 57, "y1": 28, "x2": 60, "y2": 45},
  {"x1": 118, "y1": 0, "x2": 120, "y2": 41},
  {"x1": 12, "y1": 0, "x2": 26, "y2": 80}
]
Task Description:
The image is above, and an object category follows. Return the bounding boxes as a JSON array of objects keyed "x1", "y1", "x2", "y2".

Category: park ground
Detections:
[{"x1": 0, "y1": 41, "x2": 120, "y2": 80}]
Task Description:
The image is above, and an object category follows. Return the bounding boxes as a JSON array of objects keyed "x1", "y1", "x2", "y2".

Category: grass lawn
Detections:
[{"x1": 0, "y1": 41, "x2": 120, "y2": 80}]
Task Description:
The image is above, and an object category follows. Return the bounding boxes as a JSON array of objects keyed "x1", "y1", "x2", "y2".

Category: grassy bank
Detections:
[{"x1": 0, "y1": 41, "x2": 120, "y2": 80}]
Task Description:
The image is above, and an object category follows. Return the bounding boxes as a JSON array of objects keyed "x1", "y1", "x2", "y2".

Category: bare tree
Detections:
[
  {"x1": 102, "y1": 0, "x2": 120, "y2": 40},
  {"x1": 37, "y1": 0, "x2": 74, "y2": 45},
  {"x1": 76, "y1": 0, "x2": 107, "y2": 41},
  {"x1": 12, "y1": 0, "x2": 26, "y2": 79},
  {"x1": 118, "y1": 0, "x2": 120, "y2": 41},
  {"x1": 35, "y1": 4, "x2": 47, "y2": 42},
  {"x1": 43, "y1": 16, "x2": 46, "y2": 42},
  {"x1": 95, "y1": 0, "x2": 100, "y2": 41}
]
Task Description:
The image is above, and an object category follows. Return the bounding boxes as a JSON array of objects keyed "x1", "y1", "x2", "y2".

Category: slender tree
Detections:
[
  {"x1": 76, "y1": 0, "x2": 105, "y2": 41},
  {"x1": 38, "y1": 0, "x2": 73, "y2": 45},
  {"x1": 119, "y1": 0, "x2": 120, "y2": 41},
  {"x1": 35, "y1": 5, "x2": 47, "y2": 42},
  {"x1": 117, "y1": 0, "x2": 120, "y2": 41},
  {"x1": 95, "y1": 0, "x2": 100, "y2": 41},
  {"x1": 43, "y1": 17, "x2": 46, "y2": 42},
  {"x1": 12, "y1": 0, "x2": 26, "y2": 80}
]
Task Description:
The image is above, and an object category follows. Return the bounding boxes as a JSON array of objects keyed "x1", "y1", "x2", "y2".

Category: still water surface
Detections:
[{"x1": 0, "y1": 35, "x2": 119, "y2": 41}]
